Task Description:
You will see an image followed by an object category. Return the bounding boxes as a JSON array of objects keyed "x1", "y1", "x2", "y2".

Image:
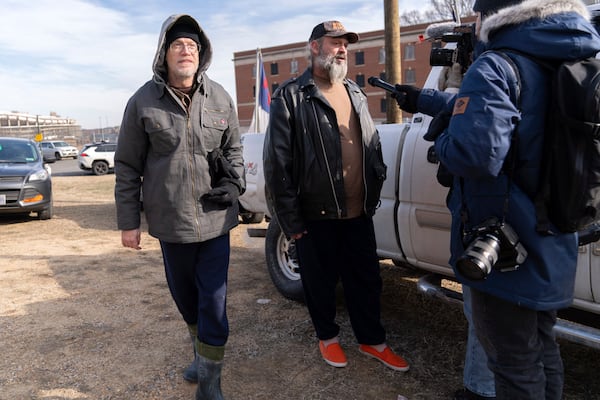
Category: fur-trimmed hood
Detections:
[
  {"x1": 480, "y1": 0, "x2": 589, "y2": 42},
  {"x1": 479, "y1": 0, "x2": 600, "y2": 61}
]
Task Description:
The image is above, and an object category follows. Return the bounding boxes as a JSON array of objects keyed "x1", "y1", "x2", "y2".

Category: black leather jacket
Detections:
[{"x1": 263, "y1": 68, "x2": 387, "y2": 237}]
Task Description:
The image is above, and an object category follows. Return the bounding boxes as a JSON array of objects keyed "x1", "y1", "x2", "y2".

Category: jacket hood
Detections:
[
  {"x1": 480, "y1": 0, "x2": 600, "y2": 60},
  {"x1": 152, "y1": 14, "x2": 212, "y2": 85}
]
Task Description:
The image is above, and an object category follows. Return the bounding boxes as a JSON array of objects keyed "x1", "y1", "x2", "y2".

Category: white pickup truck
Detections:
[{"x1": 238, "y1": 6, "x2": 600, "y2": 350}]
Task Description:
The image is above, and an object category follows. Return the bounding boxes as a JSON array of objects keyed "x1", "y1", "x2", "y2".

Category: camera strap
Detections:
[{"x1": 460, "y1": 50, "x2": 522, "y2": 229}]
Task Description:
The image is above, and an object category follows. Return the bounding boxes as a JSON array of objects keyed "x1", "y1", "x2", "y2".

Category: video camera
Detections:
[{"x1": 427, "y1": 22, "x2": 476, "y2": 73}]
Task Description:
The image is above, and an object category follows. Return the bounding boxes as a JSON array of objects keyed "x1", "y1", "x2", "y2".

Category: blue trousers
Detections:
[
  {"x1": 471, "y1": 288, "x2": 564, "y2": 400},
  {"x1": 462, "y1": 286, "x2": 496, "y2": 397},
  {"x1": 160, "y1": 234, "x2": 230, "y2": 346},
  {"x1": 295, "y1": 215, "x2": 386, "y2": 345}
]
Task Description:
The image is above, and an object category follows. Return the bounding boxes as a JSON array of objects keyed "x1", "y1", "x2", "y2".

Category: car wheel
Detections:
[
  {"x1": 265, "y1": 219, "x2": 304, "y2": 302},
  {"x1": 92, "y1": 161, "x2": 109, "y2": 175},
  {"x1": 54, "y1": 152, "x2": 62, "y2": 160},
  {"x1": 38, "y1": 201, "x2": 53, "y2": 220}
]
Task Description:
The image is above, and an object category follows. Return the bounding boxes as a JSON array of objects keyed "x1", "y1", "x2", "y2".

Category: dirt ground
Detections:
[{"x1": 1, "y1": 174, "x2": 599, "y2": 400}]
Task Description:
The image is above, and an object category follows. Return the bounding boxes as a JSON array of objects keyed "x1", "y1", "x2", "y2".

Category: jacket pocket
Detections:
[
  {"x1": 200, "y1": 109, "x2": 229, "y2": 152},
  {"x1": 144, "y1": 114, "x2": 178, "y2": 155}
]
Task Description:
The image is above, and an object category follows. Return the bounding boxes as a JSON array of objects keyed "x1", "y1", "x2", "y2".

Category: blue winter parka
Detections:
[{"x1": 419, "y1": 0, "x2": 600, "y2": 310}]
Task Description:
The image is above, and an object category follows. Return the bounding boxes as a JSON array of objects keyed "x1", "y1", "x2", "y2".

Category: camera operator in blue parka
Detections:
[{"x1": 393, "y1": 0, "x2": 600, "y2": 398}]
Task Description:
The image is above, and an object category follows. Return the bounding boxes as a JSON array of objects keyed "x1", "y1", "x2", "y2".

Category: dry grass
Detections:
[{"x1": 0, "y1": 175, "x2": 598, "y2": 399}]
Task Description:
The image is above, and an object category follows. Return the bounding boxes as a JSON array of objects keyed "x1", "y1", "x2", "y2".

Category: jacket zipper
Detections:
[
  {"x1": 187, "y1": 113, "x2": 202, "y2": 237},
  {"x1": 356, "y1": 96, "x2": 368, "y2": 215},
  {"x1": 311, "y1": 101, "x2": 342, "y2": 218},
  {"x1": 167, "y1": 85, "x2": 202, "y2": 238}
]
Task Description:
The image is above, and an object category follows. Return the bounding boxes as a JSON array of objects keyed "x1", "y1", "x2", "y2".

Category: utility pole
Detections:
[{"x1": 384, "y1": 0, "x2": 402, "y2": 123}]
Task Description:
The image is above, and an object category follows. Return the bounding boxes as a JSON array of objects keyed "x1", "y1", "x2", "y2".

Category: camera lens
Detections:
[{"x1": 456, "y1": 234, "x2": 501, "y2": 280}]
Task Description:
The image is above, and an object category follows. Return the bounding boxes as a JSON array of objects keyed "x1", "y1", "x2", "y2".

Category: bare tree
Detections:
[{"x1": 401, "y1": 0, "x2": 475, "y2": 25}]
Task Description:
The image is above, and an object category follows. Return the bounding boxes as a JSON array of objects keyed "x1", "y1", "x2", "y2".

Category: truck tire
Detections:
[
  {"x1": 265, "y1": 219, "x2": 304, "y2": 302},
  {"x1": 238, "y1": 202, "x2": 265, "y2": 224},
  {"x1": 240, "y1": 212, "x2": 264, "y2": 224}
]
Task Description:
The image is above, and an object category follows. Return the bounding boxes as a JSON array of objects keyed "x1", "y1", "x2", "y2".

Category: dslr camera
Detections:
[
  {"x1": 457, "y1": 217, "x2": 528, "y2": 281},
  {"x1": 429, "y1": 23, "x2": 476, "y2": 72}
]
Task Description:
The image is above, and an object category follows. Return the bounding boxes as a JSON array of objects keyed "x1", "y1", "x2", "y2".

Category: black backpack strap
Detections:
[
  {"x1": 485, "y1": 50, "x2": 522, "y2": 222},
  {"x1": 496, "y1": 49, "x2": 556, "y2": 236},
  {"x1": 486, "y1": 50, "x2": 522, "y2": 111},
  {"x1": 489, "y1": 50, "x2": 556, "y2": 235}
]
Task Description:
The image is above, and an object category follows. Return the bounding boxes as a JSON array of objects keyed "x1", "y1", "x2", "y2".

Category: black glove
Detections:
[
  {"x1": 207, "y1": 148, "x2": 240, "y2": 185},
  {"x1": 423, "y1": 110, "x2": 452, "y2": 141},
  {"x1": 392, "y1": 84, "x2": 421, "y2": 114},
  {"x1": 202, "y1": 179, "x2": 240, "y2": 207}
]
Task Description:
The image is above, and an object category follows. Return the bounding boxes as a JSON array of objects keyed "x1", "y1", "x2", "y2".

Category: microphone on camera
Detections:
[{"x1": 424, "y1": 21, "x2": 458, "y2": 40}]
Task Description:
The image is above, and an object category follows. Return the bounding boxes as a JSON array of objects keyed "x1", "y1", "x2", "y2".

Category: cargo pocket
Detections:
[
  {"x1": 144, "y1": 114, "x2": 178, "y2": 155},
  {"x1": 199, "y1": 109, "x2": 229, "y2": 152}
]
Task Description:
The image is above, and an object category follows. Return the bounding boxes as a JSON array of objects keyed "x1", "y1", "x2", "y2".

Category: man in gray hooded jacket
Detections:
[{"x1": 115, "y1": 14, "x2": 244, "y2": 400}]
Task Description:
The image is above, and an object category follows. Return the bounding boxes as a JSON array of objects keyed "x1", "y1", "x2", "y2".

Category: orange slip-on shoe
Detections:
[
  {"x1": 359, "y1": 344, "x2": 409, "y2": 372},
  {"x1": 319, "y1": 341, "x2": 348, "y2": 368}
]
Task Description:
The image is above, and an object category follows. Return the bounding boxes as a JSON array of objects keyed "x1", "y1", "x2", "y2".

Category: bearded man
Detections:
[{"x1": 263, "y1": 20, "x2": 409, "y2": 372}]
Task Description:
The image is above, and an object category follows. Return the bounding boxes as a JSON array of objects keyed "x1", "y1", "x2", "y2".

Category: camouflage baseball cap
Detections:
[{"x1": 309, "y1": 20, "x2": 359, "y2": 43}]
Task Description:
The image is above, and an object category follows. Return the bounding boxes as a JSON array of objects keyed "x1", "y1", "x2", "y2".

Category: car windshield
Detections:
[
  {"x1": 0, "y1": 141, "x2": 40, "y2": 163},
  {"x1": 55, "y1": 142, "x2": 70, "y2": 147}
]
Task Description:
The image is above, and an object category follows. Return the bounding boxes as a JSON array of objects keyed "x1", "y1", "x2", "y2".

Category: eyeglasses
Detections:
[{"x1": 169, "y1": 41, "x2": 199, "y2": 54}]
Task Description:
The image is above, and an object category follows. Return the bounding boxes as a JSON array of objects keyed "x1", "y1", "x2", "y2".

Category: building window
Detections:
[
  {"x1": 355, "y1": 51, "x2": 365, "y2": 66},
  {"x1": 404, "y1": 44, "x2": 415, "y2": 60},
  {"x1": 355, "y1": 74, "x2": 365, "y2": 87},
  {"x1": 271, "y1": 62, "x2": 279, "y2": 75},
  {"x1": 404, "y1": 68, "x2": 416, "y2": 84},
  {"x1": 380, "y1": 98, "x2": 387, "y2": 113},
  {"x1": 271, "y1": 83, "x2": 279, "y2": 93},
  {"x1": 378, "y1": 48, "x2": 385, "y2": 64},
  {"x1": 290, "y1": 59, "x2": 298, "y2": 74}
]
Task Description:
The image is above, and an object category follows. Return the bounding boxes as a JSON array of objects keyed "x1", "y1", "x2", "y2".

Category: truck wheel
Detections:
[
  {"x1": 92, "y1": 161, "x2": 109, "y2": 175},
  {"x1": 240, "y1": 212, "x2": 264, "y2": 224},
  {"x1": 54, "y1": 152, "x2": 62, "y2": 160},
  {"x1": 265, "y1": 220, "x2": 304, "y2": 302}
]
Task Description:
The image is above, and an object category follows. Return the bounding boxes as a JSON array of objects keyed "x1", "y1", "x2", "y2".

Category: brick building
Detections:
[{"x1": 233, "y1": 19, "x2": 474, "y2": 131}]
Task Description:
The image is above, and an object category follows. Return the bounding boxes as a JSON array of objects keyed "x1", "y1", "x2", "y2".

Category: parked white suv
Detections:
[
  {"x1": 78, "y1": 142, "x2": 116, "y2": 175},
  {"x1": 40, "y1": 141, "x2": 78, "y2": 160}
]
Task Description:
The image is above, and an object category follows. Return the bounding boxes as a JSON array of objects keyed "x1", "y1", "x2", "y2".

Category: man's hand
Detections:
[
  {"x1": 290, "y1": 231, "x2": 307, "y2": 240},
  {"x1": 393, "y1": 85, "x2": 421, "y2": 114},
  {"x1": 202, "y1": 180, "x2": 239, "y2": 207},
  {"x1": 122, "y1": 229, "x2": 141, "y2": 250}
]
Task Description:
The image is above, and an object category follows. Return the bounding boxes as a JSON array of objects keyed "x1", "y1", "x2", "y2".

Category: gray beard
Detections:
[{"x1": 317, "y1": 53, "x2": 347, "y2": 84}]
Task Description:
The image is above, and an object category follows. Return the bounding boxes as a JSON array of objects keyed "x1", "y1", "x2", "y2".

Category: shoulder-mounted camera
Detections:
[{"x1": 429, "y1": 23, "x2": 476, "y2": 73}]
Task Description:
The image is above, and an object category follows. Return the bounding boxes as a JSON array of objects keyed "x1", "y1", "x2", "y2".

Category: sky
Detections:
[{"x1": 0, "y1": 0, "x2": 426, "y2": 129}]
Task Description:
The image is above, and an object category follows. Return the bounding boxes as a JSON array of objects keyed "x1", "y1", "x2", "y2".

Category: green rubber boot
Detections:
[
  {"x1": 195, "y1": 340, "x2": 225, "y2": 400},
  {"x1": 183, "y1": 324, "x2": 198, "y2": 383}
]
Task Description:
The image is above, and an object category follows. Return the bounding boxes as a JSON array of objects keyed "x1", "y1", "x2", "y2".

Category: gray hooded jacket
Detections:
[{"x1": 115, "y1": 14, "x2": 244, "y2": 243}]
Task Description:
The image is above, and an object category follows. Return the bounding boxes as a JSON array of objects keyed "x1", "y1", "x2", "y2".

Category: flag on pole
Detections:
[{"x1": 248, "y1": 49, "x2": 271, "y2": 133}]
